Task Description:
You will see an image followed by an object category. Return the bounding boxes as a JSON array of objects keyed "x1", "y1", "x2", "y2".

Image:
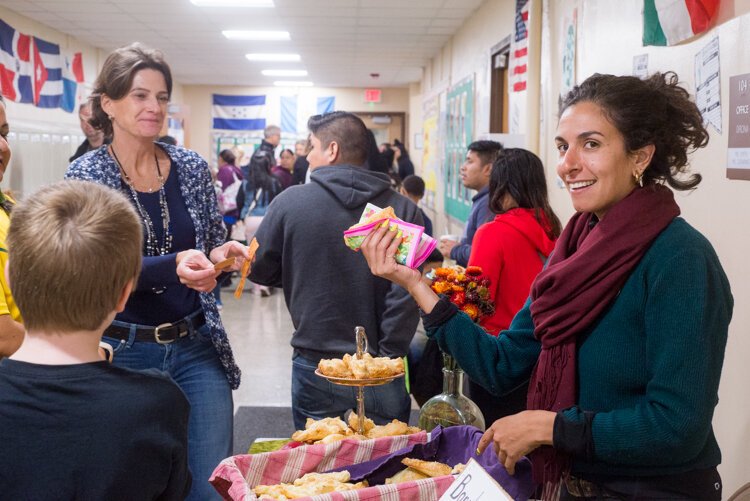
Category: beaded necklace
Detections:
[{"x1": 110, "y1": 144, "x2": 173, "y2": 256}]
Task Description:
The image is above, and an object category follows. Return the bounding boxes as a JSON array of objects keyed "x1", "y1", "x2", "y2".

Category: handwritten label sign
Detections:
[{"x1": 438, "y1": 458, "x2": 512, "y2": 501}]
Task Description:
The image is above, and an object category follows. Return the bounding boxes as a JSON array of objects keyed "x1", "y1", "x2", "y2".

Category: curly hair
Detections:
[{"x1": 559, "y1": 72, "x2": 708, "y2": 191}]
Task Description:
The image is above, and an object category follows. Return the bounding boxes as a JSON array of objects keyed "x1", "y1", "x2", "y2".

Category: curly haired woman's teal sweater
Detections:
[{"x1": 425, "y1": 217, "x2": 732, "y2": 477}]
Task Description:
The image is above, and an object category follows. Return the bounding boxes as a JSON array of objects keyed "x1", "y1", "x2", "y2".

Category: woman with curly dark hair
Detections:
[{"x1": 360, "y1": 72, "x2": 732, "y2": 499}]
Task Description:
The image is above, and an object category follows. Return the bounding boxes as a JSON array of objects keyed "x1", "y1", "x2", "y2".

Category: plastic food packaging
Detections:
[{"x1": 343, "y1": 204, "x2": 437, "y2": 269}]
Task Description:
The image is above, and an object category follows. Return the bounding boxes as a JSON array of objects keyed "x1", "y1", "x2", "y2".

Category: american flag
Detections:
[{"x1": 511, "y1": 0, "x2": 529, "y2": 93}]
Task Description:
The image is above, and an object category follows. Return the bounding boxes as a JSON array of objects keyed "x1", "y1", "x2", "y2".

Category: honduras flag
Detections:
[
  {"x1": 212, "y1": 94, "x2": 266, "y2": 131},
  {"x1": 0, "y1": 19, "x2": 33, "y2": 103}
]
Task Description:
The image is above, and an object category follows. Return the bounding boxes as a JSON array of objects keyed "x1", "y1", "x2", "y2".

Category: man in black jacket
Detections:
[
  {"x1": 251, "y1": 112, "x2": 422, "y2": 429},
  {"x1": 69, "y1": 103, "x2": 106, "y2": 162}
]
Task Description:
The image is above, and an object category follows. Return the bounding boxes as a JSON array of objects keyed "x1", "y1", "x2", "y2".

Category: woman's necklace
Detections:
[{"x1": 110, "y1": 144, "x2": 173, "y2": 256}]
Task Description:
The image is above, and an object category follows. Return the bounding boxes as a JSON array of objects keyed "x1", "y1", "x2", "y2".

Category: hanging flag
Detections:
[
  {"x1": 510, "y1": 0, "x2": 529, "y2": 92},
  {"x1": 643, "y1": 0, "x2": 720, "y2": 46},
  {"x1": 316, "y1": 96, "x2": 335, "y2": 114},
  {"x1": 212, "y1": 94, "x2": 266, "y2": 131},
  {"x1": 60, "y1": 51, "x2": 84, "y2": 113},
  {"x1": 280, "y1": 95, "x2": 297, "y2": 133},
  {"x1": 33, "y1": 36, "x2": 62, "y2": 108},
  {"x1": 0, "y1": 19, "x2": 33, "y2": 103}
]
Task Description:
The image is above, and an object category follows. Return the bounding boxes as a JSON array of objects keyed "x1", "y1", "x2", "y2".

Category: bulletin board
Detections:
[{"x1": 443, "y1": 76, "x2": 475, "y2": 222}]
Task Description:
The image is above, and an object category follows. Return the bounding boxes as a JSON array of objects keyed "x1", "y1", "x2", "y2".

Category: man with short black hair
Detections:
[
  {"x1": 251, "y1": 111, "x2": 422, "y2": 429},
  {"x1": 439, "y1": 140, "x2": 503, "y2": 266},
  {"x1": 69, "y1": 102, "x2": 106, "y2": 162}
]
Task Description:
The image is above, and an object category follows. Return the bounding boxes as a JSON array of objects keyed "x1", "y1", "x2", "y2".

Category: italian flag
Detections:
[{"x1": 643, "y1": 0, "x2": 720, "y2": 46}]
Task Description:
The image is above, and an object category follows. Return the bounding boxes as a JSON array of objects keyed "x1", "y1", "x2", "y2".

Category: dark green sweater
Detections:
[{"x1": 425, "y1": 218, "x2": 733, "y2": 477}]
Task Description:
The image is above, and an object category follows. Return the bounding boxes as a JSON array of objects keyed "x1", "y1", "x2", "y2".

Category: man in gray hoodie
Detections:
[{"x1": 251, "y1": 112, "x2": 422, "y2": 429}]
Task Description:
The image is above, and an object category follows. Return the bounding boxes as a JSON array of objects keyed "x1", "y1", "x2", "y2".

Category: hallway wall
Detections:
[{"x1": 412, "y1": 0, "x2": 750, "y2": 493}]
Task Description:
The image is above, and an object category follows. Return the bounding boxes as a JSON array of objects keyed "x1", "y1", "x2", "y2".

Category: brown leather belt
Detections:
[{"x1": 103, "y1": 312, "x2": 205, "y2": 345}]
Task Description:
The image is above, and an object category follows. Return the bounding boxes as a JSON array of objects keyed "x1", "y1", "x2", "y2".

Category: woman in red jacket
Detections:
[{"x1": 467, "y1": 148, "x2": 561, "y2": 424}]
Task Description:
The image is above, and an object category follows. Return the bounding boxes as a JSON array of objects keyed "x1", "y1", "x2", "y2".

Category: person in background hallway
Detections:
[
  {"x1": 292, "y1": 139, "x2": 309, "y2": 185},
  {"x1": 361, "y1": 72, "x2": 731, "y2": 500},
  {"x1": 466, "y1": 148, "x2": 561, "y2": 425},
  {"x1": 214, "y1": 148, "x2": 245, "y2": 309},
  {"x1": 0, "y1": 95, "x2": 23, "y2": 356},
  {"x1": 0, "y1": 181, "x2": 191, "y2": 500},
  {"x1": 249, "y1": 111, "x2": 422, "y2": 429},
  {"x1": 438, "y1": 140, "x2": 503, "y2": 267},
  {"x1": 65, "y1": 42, "x2": 248, "y2": 501},
  {"x1": 69, "y1": 102, "x2": 106, "y2": 162},
  {"x1": 393, "y1": 139, "x2": 415, "y2": 181},
  {"x1": 272, "y1": 148, "x2": 294, "y2": 190},
  {"x1": 241, "y1": 151, "x2": 282, "y2": 297},
  {"x1": 259, "y1": 124, "x2": 280, "y2": 157}
]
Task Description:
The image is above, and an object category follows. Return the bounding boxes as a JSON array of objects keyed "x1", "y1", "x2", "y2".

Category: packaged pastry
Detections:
[{"x1": 343, "y1": 204, "x2": 436, "y2": 269}]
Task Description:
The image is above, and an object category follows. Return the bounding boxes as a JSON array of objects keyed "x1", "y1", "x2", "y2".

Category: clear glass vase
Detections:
[{"x1": 417, "y1": 354, "x2": 486, "y2": 432}]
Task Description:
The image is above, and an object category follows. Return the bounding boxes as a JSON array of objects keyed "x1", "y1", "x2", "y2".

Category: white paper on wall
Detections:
[{"x1": 694, "y1": 36, "x2": 722, "y2": 134}]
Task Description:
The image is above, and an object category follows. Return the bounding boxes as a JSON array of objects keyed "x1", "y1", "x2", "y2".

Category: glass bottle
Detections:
[{"x1": 417, "y1": 354, "x2": 485, "y2": 432}]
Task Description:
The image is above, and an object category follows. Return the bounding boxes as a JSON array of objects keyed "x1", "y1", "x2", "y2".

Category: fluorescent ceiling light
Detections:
[
  {"x1": 246, "y1": 53, "x2": 300, "y2": 62},
  {"x1": 223, "y1": 30, "x2": 290, "y2": 41},
  {"x1": 274, "y1": 81, "x2": 313, "y2": 87},
  {"x1": 262, "y1": 69, "x2": 308, "y2": 77},
  {"x1": 190, "y1": 0, "x2": 274, "y2": 7}
]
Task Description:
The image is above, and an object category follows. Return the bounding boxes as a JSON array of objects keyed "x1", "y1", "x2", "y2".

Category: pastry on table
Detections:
[
  {"x1": 347, "y1": 412, "x2": 375, "y2": 433},
  {"x1": 254, "y1": 471, "x2": 367, "y2": 500},
  {"x1": 385, "y1": 458, "x2": 458, "y2": 485},
  {"x1": 291, "y1": 417, "x2": 350, "y2": 443},
  {"x1": 401, "y1": 458, "x2": 453, "y2": 477},
  {"x1": 318, "y1": 352, "x2": 404, "y2": 380}
]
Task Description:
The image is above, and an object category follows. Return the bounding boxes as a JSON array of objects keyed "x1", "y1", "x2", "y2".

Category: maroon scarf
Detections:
[{"x1": 527, "y1": 185, "x2": 680, "y2": 491}]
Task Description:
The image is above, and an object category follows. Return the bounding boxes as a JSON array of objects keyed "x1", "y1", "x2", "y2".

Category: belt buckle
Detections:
[{"x1": 154, "y1": 322, "x2": 177, "y2": 344}]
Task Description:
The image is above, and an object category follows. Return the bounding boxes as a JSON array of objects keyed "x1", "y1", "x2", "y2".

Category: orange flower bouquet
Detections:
[{"x1": 428, "y1": 265, "x2": 494, "y2": 322}]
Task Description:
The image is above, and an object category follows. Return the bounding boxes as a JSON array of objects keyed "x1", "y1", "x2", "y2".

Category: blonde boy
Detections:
[{"x1": 0, "y1": 181, "x2": 191, "y2": 499}]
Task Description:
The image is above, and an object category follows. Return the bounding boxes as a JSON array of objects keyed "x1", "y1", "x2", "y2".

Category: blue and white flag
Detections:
[
  {"x1": 280, "y1": 95, "x2": 297, "y2": 133},
  {"x1": 316, "y1": 96, "x2": 335, "y2": 115},
  {"x1": 212, "y1": 94, "x2": 266, "y2": 131},
  {"x1": 33, "y1": 36, "x2": 63, "y2": 109}
]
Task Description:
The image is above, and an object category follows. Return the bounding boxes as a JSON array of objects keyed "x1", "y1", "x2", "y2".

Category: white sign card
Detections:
[
  {"x1": 694, "y1": 36, "x2": 722, "y2": 133},
  {"x1": 438, "y1": 458, "x2": 513, "y2": 501},
  {"x1": 632, "y1": 54, "x2": 649, "y2": 78}
]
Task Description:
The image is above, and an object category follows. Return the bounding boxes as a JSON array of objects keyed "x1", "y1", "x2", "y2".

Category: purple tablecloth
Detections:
[{"x1": 328, "y1": 425, "x2": 536, "y2": 501}]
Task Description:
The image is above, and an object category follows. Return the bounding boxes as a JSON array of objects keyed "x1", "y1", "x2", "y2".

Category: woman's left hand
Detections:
[
  {"x1": 176, "y1": 249, "x2": 221, "y2": 292},
  {"x1": 209, "y1": 241, "x2": 249, "y2": 272},
  {"x1": 476, "y1": 410, "x2": 556, "y2": 475}
]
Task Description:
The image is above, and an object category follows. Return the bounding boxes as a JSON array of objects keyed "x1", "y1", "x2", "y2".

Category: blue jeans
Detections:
[
  {"x1": 102, "y1": 320, "x2": 233, "y2": 501},
  {"x1": 291, "y1": 353, "x2": 411, "y2": 430}
]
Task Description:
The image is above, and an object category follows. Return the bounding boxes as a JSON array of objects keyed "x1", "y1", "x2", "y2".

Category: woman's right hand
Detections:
[
  {"x1": 360, "y1": 223, "x2": 422, "y2": 291},
  {"x1": 361, "y1": 223, "x2": 441, "y2": 314}
]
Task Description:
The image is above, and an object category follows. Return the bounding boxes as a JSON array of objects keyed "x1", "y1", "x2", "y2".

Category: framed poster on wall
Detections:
[{"x1": 444, "y1": 76, "x2": 475, "y2": 222}]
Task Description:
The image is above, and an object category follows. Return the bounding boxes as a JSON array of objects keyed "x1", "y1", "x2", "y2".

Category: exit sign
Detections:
[{"x1": 365, "y1": 88, "x2": 382, "y2": 103}]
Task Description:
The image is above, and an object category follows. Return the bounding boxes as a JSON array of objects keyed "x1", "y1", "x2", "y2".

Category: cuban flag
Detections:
[
  {"x1": 33, "y1": 36, "x2": 63, "y2": 108},
  {"x1": 0, "y1": 19, "x2": 33, "y2": 103},
  {"x1": 212, "y1": 94, "x2": 266, "y2": 131}
]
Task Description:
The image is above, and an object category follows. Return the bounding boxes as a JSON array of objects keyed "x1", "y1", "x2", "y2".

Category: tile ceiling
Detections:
[{"x1": 2, "y1": 0, "x2": 486, "y2": 87}]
